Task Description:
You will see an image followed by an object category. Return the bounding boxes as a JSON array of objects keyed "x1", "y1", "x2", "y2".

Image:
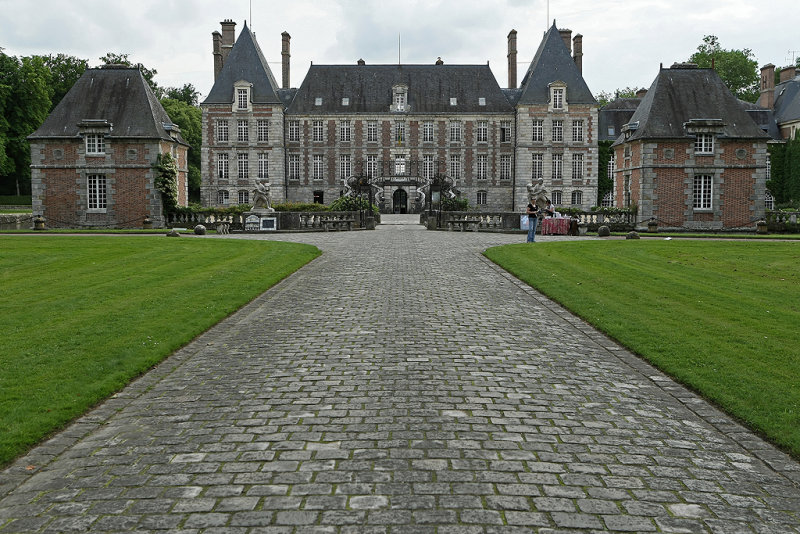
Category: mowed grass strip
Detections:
[
  {"x1": 0, "y1": 235, "x2": 320, "y2": 466},
  {"x1": 485, "y1": 240, "x2": 800, "y2": 457}
]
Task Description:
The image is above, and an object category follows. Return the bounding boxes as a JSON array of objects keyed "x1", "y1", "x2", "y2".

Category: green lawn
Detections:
[
  {"x1": 0, "y1": 235, "x2": 320, "y2": 466},
  {"x1": 485, "y1": 240, "x2": 800, "y2": 457}
]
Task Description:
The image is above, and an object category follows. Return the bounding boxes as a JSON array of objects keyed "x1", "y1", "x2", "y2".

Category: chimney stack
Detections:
[
  {"x1": 220, "y1": 19, "x2": 236, "y2": 66},
  {"x1": 759, "y1": 64, "x2": 776, "y2": 109},
  {"x1": 281, "y1": 31, "x2": 291, "y2": 89},
  {"x1": 436, "y1": 57, "x2": 443, "y2": 65},
  {"x1": 636, "y1": 88, "x2": 648, "y2": 99},
  {"x1": 507, "y1": 29, "x2": 518, "y2": 89},
  {"x1": 357, "y1": 58, "x2": 365, "y2": 66},
  {"x1": 559, "y1": 28, "x2": 572, "y2": 54},
  {"x1": 572, "y1": 34, "x2": 583, "y2": 74},
  {"x1": 212, "y1": 31, "x2": 223, "y2": 80},
  {"x1": 780, "y1": 65, "x2": 797, "y2": 83}
]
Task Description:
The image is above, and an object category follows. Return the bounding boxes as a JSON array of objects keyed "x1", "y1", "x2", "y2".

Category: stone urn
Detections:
[
  {"x1": 647, "y1": 218, "x2": 658, "y2": 233},
  {"x1": 756, "y1": 220, "x2": 768, "y2": 234}
]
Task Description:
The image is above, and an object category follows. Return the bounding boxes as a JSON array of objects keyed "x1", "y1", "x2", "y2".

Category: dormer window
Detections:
[
  {"x1": 315, "y1": 97, "x2": 323, "y2": 106},
  {"x1": 342, "y1": 97, "x2": 350, "y2": 106},
  {"x1": 450, "y1": 97, "x2": 457, "y2": 106},
  {"x1": 78, "y1": 119, "x2": 112, "y2": 155},
  {"x1": 553, "y1": 88, "x2": 564, "y2": 109},
  {"x1": 478, "y1": 97, "x2": 486, "y2": 106},
  {"x1": 233, "y1": 81, "x2": 253, "y2": 112},
  {"x1": 86, "y1": 134, "x2": 105, "y2": 154},
  {"x1": 391, "y1": 85, "x2": 409, "y2": 112},
  {"x1": 695, "y1": 133, "x2": 714, "y2": 154},
  {"x1": 549, "y1": 82, "x2": 567, "y2": 111},
  {"x1": 237, "y1": 89, "x2": 248, "y2": 110}
]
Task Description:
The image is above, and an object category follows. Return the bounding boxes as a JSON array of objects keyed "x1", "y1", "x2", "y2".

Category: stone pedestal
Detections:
[{"x1": 244, "y1": 208, "x2": 277, "y2": 232}]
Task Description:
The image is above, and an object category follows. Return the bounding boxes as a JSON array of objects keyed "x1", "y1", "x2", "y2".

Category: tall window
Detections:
[
  {"x1": 237, "y1": 153, "x2": 249, "y2": 179},
  {"x1": 500, "y1": 121, "x2": 512, "y2": 143},
  {"x1": 450, "y1": 121, "x2": 461, "y2": 142},
  {"x1": 340, "y1": 120, "x2": 351, "y2": 142},
  {"x1": 572, "y1": 120, "x2": 584, "y2": 142},
  {"x1": 237, "y1": 120, "x2": 248, "y2": 142},
  {"x1": 476, "y1": 154, "x2": 488, "y2": 180},
  {"x1": 571, "y1": 190, "x2": 583, "y2": 205},
  {"x1": 532, "y1": 120, "x2": 543, "y2": 142},
  {"x1": 552, "y1": 87, "x2": 564, "y2": 109},
  {"x1": 601, "y1": 191, "x2": 614, "y2": 207},
  {"x1": 531, "y1": 154, "x2": 543, "y2": 180},
  {"x1": 87, "y1": 174, "x2": 106, "y2": 210},
  {"x1": 423, "y1": 155, "x2": 434, "y2": 180},
  {"x1": 766, "y1": 154, "x2": 771, "y2": 179},
  {"x1": 237, "y1": 88, "x2": 248, "y2": 110},
  {"x1": 339, "y1": 154, "x2": 351, "y2": 179},
  {"x1": 395, "y1": 122, "x2": 405, "y2": 145},
  {"x1": 394, "y1": 155, "x2": 406, "y2": 175},
  {"x1": 257, "y1": 120, "x2": 269, "y2": 142},
  {"x1": 238, "y1": 190, "x2": 249, "y2": 204},
  {"x1": 765, "y1": 190, "x2": 775, "y2": 210},
  {"x1": 624, "y1": 175, "x2": 631, "y2": 208},
  {"x1": 288, "y1": 120, "x2": 300, "y2": 142},
  {"x1": 313, "y1": 154, "x2": 324, "y2": 180},
  {"x1": 450, "y1": 155, "x2": 461, "y2": 180},
  {"x1": 218, "y1": 190, "x2": 229, "y2": 204},
  {"x1": 85, "y1": 134, "x2": 105, "y2": 154},
  {"x1": 367, "y1": 121, "x2": 378, "y2": 142},
  {"x1": 312, "y1": 120, "x2": 324, "y2": 142},
  {"x1": 572, "y1": 154, "x2": 584, "y2": 179},
  {"x1": 394, "y1": 91, "x2": 406, "y2": 110},
  {"x1": 217, "y1": 153, "x2": 229, "y2": 179},
  {"x1": 477, "y1": 121, "x2": 488, "y2": 143},
  {"x1": 500, "y1": 155, "x2": 512, "y2": 180},
  {"x1": 258, "y1": 153, "x2": 268, "y2": 179},
  {"x1": 423, "y1": 121, "x2": 434, "y2": 142},
  {"x1": 552, "y1": 120, "x2": 563, "y2": 142},
  {"x1": 477, "y1": 190, "x2": 487, "y2": 205},
  {"x1": 216, "y1": 120, "x2": 229, "y2": 142},
  {"x1": 693, "y1": 174, "x2": 712, "y2": 209},
  {"x1": 552, "y1": 154, "x2": 563, "y2": 179},
  {"x1": 695, "y1": 134, "x2": 714, "y2": 154},
  {"x1": 288, "y1": 155, "x2": 300, "y2": 180},
  {"x1": 366, "y1": 155, "x2": 378, "y2": 178},
  {"x1": 608, "y1": 153, "x2": 616, "y2": 180},
  {"x1": 551, "y1": 190, "x2": 562, "y2": 205}
]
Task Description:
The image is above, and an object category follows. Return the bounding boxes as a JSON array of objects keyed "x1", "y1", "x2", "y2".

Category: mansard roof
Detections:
[
  {"x1": 598, "y1": 97, "x2": 642, "y2": 142},
  {"x1": 773, "y1": 75, "x2": 800, "y2": 125},
  {"x1": 517, "y1": 22, "x2": 596, "y2": 106},
  {"x1": 286, "y1": 64, "x2": 514, "y2": 114},
  {"x1": 615, "y1": 64, "x2": 770, "y2": 145},
  {"x1": 30, "y1": 66, "x2": 186, "y2": 144},
  {"x1": 203, "y1": 22, "x2": 282, "y2": 105}
]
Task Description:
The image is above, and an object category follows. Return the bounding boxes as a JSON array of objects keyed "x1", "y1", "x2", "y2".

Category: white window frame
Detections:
[
  {"x1": 500, "y1": 155, "x2": 511, "y2": 180},
  {"x1": 449, "y1": 121, "x2": 461, "y2": 142},
  {"x1": 531, "y1": 154, "x2": 543, "y2": 180},
  {"x1": 87, "y1": 174, "x2": 107, "y2": 212},
  {"x1": 423, "y1": 121, "x2": 434, "y2": 143},
  {"x1": 288, "y1": 120, "x2": 300, "y2": 142},
  {"x1": 532, "y1": 120, "x2": 543, "y2": 142},
  {"x1": 552, "y1": 120, "x2": 563, "y2": 142},
  {"x1": 423, "y1": 155, "x2": 434, "y2": 180},
  {"x1": 551, "y1": 190, "x2": 562, "y2": 205},
  {"x1": 217, "y1": 153, "x2": 229, "y2": 179},
  {"x1": 218, "y1": 189, "x2": 230, "y2": 205},
  {"x1": 312, "y1": 120, "x2": 324, "y2": 142},
  {"x1": 339, "y1": 154, "x2": 351, "y2": 179},
  {"x1": 340, "y1": 120, "x2": 351, "y2": 142},
  {"x1": 552, "y1": 87, "x2": 564, "y2": 110},
  {"x1": 257, "y1": 120, "x2": 269, "y2": 142},
  {"x1": 450, "y1": 155, "x2": 461, "y2": 180},
  {"x1": 395, "y1": 122, "x2": 405, "y2": 145},
  {"x1": 367, "y1": 121, "x2": 378, "y2": 143},
  {"x1": 500, "y1": 121, "x2": 512, "y2": 143},
  {"x1": 572, "y1": 120, "x2": 584, "y2": 142},
  {"x1": 313, "y1": 154, "x2": 324, "y2": 180},
  {"x1": 693, "y1": 174, "x2": 713, "y2": 210},
  {"x1": 394, "y1": 155, "x2": 407, "y2": 175},
  {"x1": 288, "y1": 155, "x2": 300, "y2": 180},
  {"x1": 476, "y1": 190, "x2": 487, "y2": 205},
  {"x1": 85, "y1": 134, "x2": 105, "y2": 155},
  {"x1": 258, "y1": 153, "x2": 268, "y2": 179},
  {"x1": 237, "y1": 120, "x2": 248, "y2": 142},
  {"x1": 572, "y1": 153, "x2": 584, "y2": 179},
  {"x1": 571, "y1": 190, "x2": 583, "y2": 205},
  {"x1": 552, "y1": 153, "x2": 563, "y2": 179},
  {"x1": 238, "y1": 189, "x2": 249, "y2": 204},
  {"x1": 601, "y1": 191, "x2": 614, "y2": 207},
  {"x1": 366, "y1": 155, "x2": 378, "y2": 178},
  {"x1": 237, "y1": 153, "x2": 249, "y2": 179},
  {"x1": 237, "y1": 88, "x2": 249, "y2": 110},
  {"x1": 695, "y1": 134, "x2": 714, "y2": 154},
  {"x1": 477, "y1": 121, "x2": 488, "y2": 143},
  {"x1": 476, "y1": 154, "x2": 488, "y2": 180},
  {"x1": 765, "y1": 190, "x2": 774, "y2": 210},
  {"x1": 216, "y1": 120, "x2": 229, "y2": 143}
]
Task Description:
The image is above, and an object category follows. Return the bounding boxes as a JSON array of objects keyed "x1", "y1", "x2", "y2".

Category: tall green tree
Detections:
[
  {"x1": 160, "y1": 98, "x2": 202, "y2": 202},
  {"x1": 689, "y1": 35, "x2": 759, "y2": 102},
  {"x1": 98, "y1": 52, "x2": 163, "y2": 99},
  {"x1": 40, "y1": 54, "x2": 88, "y2": 112},
  {"x1": 595, "y1": 86, "x2": 641, "y2": 108},
  {"x1": 164, "y1": 83, "x2": 200, "y2": 106}
]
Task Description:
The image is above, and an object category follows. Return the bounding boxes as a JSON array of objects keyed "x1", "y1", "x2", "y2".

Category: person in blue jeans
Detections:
[{"x1": 526, "y1": 201, "x2": 540, "y2": 242}]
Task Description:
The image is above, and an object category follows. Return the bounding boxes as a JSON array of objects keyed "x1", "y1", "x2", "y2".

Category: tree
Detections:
[
  {"x1": 767, "y1": 133, "x2": 800, "y2": 207},
  {"x1": 160, "y1": 98, "x2": 202, "y2": 202},
  {"x1": 40, "y1": 54, "x2": 88, "y2": 112},
  {"x1": 594, "y1": 86, "x2": 641, "y2": 108},
  {"x1": 689, "y1": 35, "x2": 759, "y2": 103},
  {"x1": 98, "y1": 52, "x2": 163, "y2": 98},
  {"x1": 164, "y1": 83, "x2": 200, "y2": 106}
]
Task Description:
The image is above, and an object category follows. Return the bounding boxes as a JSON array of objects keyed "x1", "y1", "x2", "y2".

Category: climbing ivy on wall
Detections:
[{"x1": 154, "y1": 153, "x2": 178, "y2": 213}]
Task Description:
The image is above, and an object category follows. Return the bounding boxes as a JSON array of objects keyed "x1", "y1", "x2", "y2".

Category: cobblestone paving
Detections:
[{"x1": 2, "y1": 219, "x2": 799, "y2": 533}]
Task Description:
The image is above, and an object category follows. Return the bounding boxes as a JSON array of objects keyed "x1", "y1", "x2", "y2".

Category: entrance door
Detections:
[{"x1": 393, "y1": 189, "x2": 408, "y2": 214}]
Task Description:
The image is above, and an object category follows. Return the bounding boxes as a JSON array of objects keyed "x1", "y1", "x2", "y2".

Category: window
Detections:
[
  {"x1": 571, "y1": 190, "x2": 583, "y2": 205},
  {"x1": 395, "y1": 91, "x2": 406, "y2": 110},
  {"x1": 478, "y1": 97, "x2": 486, "y2": 106},
  {"x1": 216, "y1": 120, "x2": 229, "y2": 142},
  {"x1": 608, "y1": 153, "x2": 616, "y2": 180},
  {"x1": 238, "y1": 190, "x2": 249, "y2": 204},
  {"x1": 340, "y1": 120, "x2": 351, "y2": 142},
  {"x1": 423, "y1": 121, "x2": 434, "y2": 142},
  {"x1": 288, "y1": 120, "x2": 300, "y2": 142},
  {"x1": 572, "y1": 120, "x2": 584, "y2": 142},
  {"x1": 339, "y1": 154, "x2": 351, "y2": 179},
  {"x1": 608, "y1": 126, "x2": 615, "y2": 137},
  {"x1": 218, "y1": 189, "x2": 230, "y2": 204},
  {"x1": 313, "y1": 154, "x2": 324, "y2": 180},
  {"x1": 531, "y1": 154, "x2": 543, "y2": 180},
  {"x1": 342, "y1": 97, "x2": 350, "y2": 106},
  {"x1": 477, "y1": 190, "x2": 487, "y2": 205},
  {"x1": 450, "y1": 155, "x2": 461, "y2": 180},
  {"x1": 477, "y1": 121, "x2": 488, "y2": 143},
  {"x1": 693, "y1": 174, "x2": 712, "y2": 210},
  {"x1": 217, "y1": 153, "x2": 229, "y2": 179},
  {"x1": 572, "y1": 154, "x2": 584, "y2": 179},
  {"x1": 237, "y1": 88, "x2": 248, "y2": 110},
  {"x1": 500, "y1": 155, "x2": 512, "y2": 180},
  {"x1": 423, "y1": 155, "x2": 435, "y2": 180},
  {"x1": 450, "y1": 121, "x2": 461, "y2": 142},
  {"x1": 257, "y1": 120, "x2": 269, "y2": 142},
  {"x1": 552, "y1": 120, "x2": 563, "y2": 142},
  {"x1": 87, "y1": 174, "x2": 106, "y2": 211},
  {"x1": 366, "y1": 155, "x2": 378, "y2": 178},
  {"x1": 500, "y1": 121, "x2": 512, "y2": 143},
  {"x1": 312, "y1": 120, "x2": 324, "y2": 142},
  {"x1": 532, "y1": 120, "x2": 543, "y2": 142},
  {"x1": 314, "y1": 97, "x2": 322, "y2": 106},
  {"x1": 395, "y1": 122, "x2": 405, "y2": 145},
  {"x1": 288, "y1": 155, "x2": 300, "y2": 180},
  {"x1": 552, "y1": 154, "x2": 563, "y2": 179},
  {"x1": 450, "y1": 97, "x2": 457, "y2": 106},
  {"x1": 623, "y1": 175, "x2": 631, "y2": 208},
  {"x1": 237, "y1": 120, "x2": 248, "y2": 142},
  {"x1": 766, "y1": 154, "x2": 771, "y2": 179},
  {"x1": 367, "y1": 121, "x2": 378, "y2": 143},
  {"x1": 601, "y1": 191, "x2": 614, "y2": 207},
  {"x1": 551, "y1": 190, "x2": 562, "y2": 205},
  {"x1": 258, "y1": 153, "x2": 268, "y2": 179},
  {"x1": 237, "y1": 153, "x2": 249, "y2": 179},
  {"x1": 552, "y1": 87, "x2": 564, "y2": 109},
  {"x1": 394, "y1": 155, "x2": 406, "y2": 175},
  {"x1": 476, "y1": 154, "x2": 488, "y2": 180},
  {"x1": 85, "y1": 134, "x2": 105, "y2": 154},
  {"x1": 765, "y1": 190, "x2": 774, "y2": 210},
  {"x1": 695, "y1": 133, "x2": 714, "y2": 154}
]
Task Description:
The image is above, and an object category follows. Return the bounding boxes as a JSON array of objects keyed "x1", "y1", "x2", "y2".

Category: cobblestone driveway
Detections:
[{"x1": 1, "y1": 219, "x2": 799, "y2": 533}]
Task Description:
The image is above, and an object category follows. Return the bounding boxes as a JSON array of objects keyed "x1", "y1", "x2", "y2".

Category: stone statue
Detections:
[
  {"x1": 252, "y1": 180, "x2": 272, "y2": 211},
  {"x1": 527, "y1": 179, "x2": 548, "y2": 210}
]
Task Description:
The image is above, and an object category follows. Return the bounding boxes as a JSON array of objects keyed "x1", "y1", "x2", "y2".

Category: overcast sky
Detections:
[{"x1": 2, "y1": 0, "x2": 798, "y2": 101}]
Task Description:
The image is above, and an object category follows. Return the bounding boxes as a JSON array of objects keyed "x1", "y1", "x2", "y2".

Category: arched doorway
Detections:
[{"x1": 393, "y1": 188, "x2": 408, "y2": 214}]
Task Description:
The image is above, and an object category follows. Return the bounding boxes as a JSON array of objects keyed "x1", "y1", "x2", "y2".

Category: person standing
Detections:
[{"x1": 526, "y1": 200, "x2": 540, "y2": 242}]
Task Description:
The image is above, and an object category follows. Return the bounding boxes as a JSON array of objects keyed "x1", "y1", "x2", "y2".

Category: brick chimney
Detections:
[
  {"x1": 357, "y1": 58, "x2": 365, "y2": 66},
  {"x1": 759, "y1": 64, "x2": 775, "y2": 109},
  {"x1": 281, "y1": 31, "x2": 291, "y2": 89},
  {"x1": 220, "y1": 20, "x2": 236, "y2": 66},
  {"x1": 212, "y1": 31, "x2": 223, "y2": 80},
  {"x1": 559, "y1": 28, "x2": 572, "y2": 55},
  {"x1": 636, "y1": 88, "x2": 648, "y2": 99},
  {"x1": 780, "y1": 65, "x2": 797, "y2": 83},
  {"x1": 572, "y1": 33, "x2": 583, "y2": 74},
  {"x1": 507, "y1": 29, "x2": 517, "y2": 89}
]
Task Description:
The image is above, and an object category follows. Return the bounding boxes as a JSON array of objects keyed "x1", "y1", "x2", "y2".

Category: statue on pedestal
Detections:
[
  {"x1": 527, "y1": 179, "x2": 548, "y2": 210},
  {"x1": 252, "y1": 180, "x2": 273, "y2": 211}
]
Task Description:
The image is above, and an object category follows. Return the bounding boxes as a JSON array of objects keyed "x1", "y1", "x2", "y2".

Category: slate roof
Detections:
[
  {"x1": 517, "y1": 22, "x2": 596, "y2": 106},
  {"x1": 30, "y1": 66, "x2": 186, "y2": 144},
  {"x1": 598, "y1": 97, "x2": 642, "y2": 142},
  {"x1": 203, "y1": 22, "x2": 282, "y2": 105},
  {"x1": 739, "y1": 100, "x2": 782, "y2": 140},
  {"x1": 286, "y1": 64, "x2": 514, "y2": 114},
  {"x1": 773, "y1": 75, "x2": 800, "y2": 126},
  {"x1": 614, "y1": 65, "x2": 770, "y2": 145}
]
